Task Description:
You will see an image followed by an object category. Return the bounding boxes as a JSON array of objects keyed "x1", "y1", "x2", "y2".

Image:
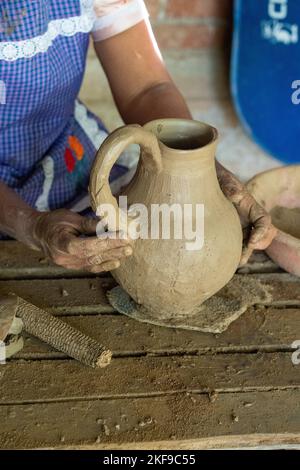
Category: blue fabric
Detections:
[
  {"x1": 231, "y1": 0, "x2": 300, "y2": 163},
  {"x1": 0, "y1": 0, "x2": 128, "y2": 219}
]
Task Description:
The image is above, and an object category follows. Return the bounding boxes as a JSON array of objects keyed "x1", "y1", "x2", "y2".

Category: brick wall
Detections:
[{"x1": 145, "y1": 0, "x2": 232, "y2": 50}]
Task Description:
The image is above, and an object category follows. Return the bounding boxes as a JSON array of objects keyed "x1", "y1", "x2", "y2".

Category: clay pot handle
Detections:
[{"x1": 89, "y1": 124, "x2": 162, "y2": 217}]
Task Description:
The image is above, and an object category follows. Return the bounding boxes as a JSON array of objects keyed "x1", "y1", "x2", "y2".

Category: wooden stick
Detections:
[{"x1": 15, "y1": 296, "x2": 112, "y2": 368}]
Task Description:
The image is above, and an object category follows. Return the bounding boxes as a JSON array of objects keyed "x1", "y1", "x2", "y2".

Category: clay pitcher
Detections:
[{"x1": 89, "y1": 119, "x2": 242, "y2": 321}]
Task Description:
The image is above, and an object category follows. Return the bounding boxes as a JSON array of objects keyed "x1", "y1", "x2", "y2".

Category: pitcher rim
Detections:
[{"x1": 143, "y1": 118, "x2": 218, "y2": 156}]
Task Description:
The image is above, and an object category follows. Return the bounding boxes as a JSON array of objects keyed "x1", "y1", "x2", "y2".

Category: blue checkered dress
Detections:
[{"x1": 0, "y1": 0, "x2": 146, "y2": 230}]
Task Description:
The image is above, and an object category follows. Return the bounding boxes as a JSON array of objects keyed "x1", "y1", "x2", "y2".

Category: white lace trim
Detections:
[
  {"x1": 35, "y1": 156, "x2": 55, "y2": 212},
  {"x1": 0, "y1": 0, "x2": 148, "y2": 61},
  {"x1": 74, "y1": 100, "x2": 108, "y2": 148},
  {"x1": 0, "y1": 0, "x2": 96, "y2": 62}
]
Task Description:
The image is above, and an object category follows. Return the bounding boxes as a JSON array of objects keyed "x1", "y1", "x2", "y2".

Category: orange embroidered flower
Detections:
[{"x1": 68, "y1": 135, "x2": 84, "y2": 160}]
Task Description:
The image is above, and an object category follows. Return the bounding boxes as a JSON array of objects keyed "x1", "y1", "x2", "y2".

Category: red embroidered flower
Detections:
[{"x1": 64, "y1": 148, "x2": 75, "y2": 173}]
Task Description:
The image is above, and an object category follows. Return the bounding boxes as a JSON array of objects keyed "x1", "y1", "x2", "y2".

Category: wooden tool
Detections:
[{"x1": 0, "y1": 293, "x2": 112, "y2": 368}]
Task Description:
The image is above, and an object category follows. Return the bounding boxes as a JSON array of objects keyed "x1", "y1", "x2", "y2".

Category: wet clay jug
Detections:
[{"x1": 89, "y1": 119, "x2": 243, "y2": 330}]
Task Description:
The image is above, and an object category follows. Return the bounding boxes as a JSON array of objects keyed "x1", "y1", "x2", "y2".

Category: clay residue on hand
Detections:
[{"x1": 270, "y1": 206, "x2": 300, "y2": 239}]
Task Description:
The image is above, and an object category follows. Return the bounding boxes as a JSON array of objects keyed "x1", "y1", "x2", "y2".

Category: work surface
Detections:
[{"x1": 0, "y1": 241, "x2": 300, "y2": 450}]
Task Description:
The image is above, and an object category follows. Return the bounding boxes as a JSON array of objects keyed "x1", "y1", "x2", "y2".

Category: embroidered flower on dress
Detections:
[
  {"x1": 64, "y1": 148, "x2": 76, "y2": 173},
  {"x1": 69, "y1": 135, "x2": 84, "y2": 161}
]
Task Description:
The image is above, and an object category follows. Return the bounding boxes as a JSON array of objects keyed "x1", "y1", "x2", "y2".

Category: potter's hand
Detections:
[
  {"x1": 29, "y1": 209, "x2": 133, "y2": 272},
  {"x1": 216, "y1": 162, "x2": 277, "y2": 265}
]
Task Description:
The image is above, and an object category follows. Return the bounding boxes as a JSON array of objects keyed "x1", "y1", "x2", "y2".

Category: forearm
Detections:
[
  {"x1": 0, "y1": 181, "x2": 39, "y2": 247},
  {"x1": 120, "y1": 81, "x2": 192, "y2": 125}
]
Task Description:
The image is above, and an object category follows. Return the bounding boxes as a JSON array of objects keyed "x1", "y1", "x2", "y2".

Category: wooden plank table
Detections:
[{"x1": 0, "y1": 241, "x2": 300, "y2": 450}]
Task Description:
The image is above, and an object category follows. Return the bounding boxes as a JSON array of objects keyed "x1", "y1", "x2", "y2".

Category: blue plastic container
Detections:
[{"x1": 231, "y1": 0, "x2": 300, "y2": 163}]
